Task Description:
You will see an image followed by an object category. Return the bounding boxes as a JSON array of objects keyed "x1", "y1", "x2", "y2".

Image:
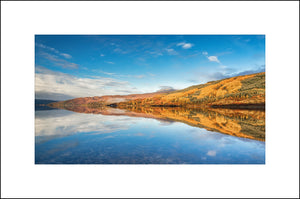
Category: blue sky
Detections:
[{"x1": 35, "y1": 35, "x2": 265, "y2": 100}]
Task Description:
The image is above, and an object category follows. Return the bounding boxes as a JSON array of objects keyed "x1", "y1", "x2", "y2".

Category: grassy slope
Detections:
[
  {"x1": 49, "y1": 72, "x2": 265, "y2": 109},
  {"x1": 118, "y1": 72, "x2": 265, "y2": 108},
  {"x1": 48, "y1": 92, "x2": 164, "y2": 108}
]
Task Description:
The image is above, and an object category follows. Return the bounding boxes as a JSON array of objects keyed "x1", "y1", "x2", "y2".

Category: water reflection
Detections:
[
  {"x1": 35, "y1": 109, "x2": 134, "y2": 144},
  {"x1": 35, "y1": 106, "x2": 265, "y2": 164},
  {"x1": 58, "y1": 106, "x2": 265, "y2": 141}
]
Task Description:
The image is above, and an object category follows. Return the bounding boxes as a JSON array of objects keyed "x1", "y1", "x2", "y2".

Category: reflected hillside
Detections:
[
  {"x1": 120, "y1": 107, "x2": 265, "y2": 141},
  {"x1": 56, "y1": 105, "x2": 265, "y2": 141}
]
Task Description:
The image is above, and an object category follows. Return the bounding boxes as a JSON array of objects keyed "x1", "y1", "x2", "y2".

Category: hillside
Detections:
[
  {"x1": 49, "y1": 72, "x2": 265, "y2": 109},
  {"x1": 48, "y1": 92, "x2": 166, "y2": 108},
  {"x1": 117, "y1": 72, "x2": 265, "y2": 108}
]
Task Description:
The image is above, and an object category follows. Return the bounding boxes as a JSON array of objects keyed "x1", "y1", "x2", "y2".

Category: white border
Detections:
[{"x1": 1, "y1": 1, "x2": 299, "y2": 198}]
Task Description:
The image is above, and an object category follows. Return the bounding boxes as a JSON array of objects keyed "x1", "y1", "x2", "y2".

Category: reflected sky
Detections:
[
  {"x1": 35, "y1": 109, "x2": 265, "y2": 164},
  {"x1": 35, "y1": 109, "x2": 134, "y2": 137}
]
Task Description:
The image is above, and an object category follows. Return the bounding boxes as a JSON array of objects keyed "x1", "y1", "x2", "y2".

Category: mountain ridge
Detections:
[
  {"x1": 117, "y1": 72, "x2": 265, "y2": 109},
  {"x1": 48, "y1": 72, "x2": 265, "y2": 109}
]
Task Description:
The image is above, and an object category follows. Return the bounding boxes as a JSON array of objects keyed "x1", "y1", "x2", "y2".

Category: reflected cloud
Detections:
[
  {"x1": 35, "y1": 110, "x2": 137, "y2": 143},
  {"x1": 35, "y1": 107, "x2": 265, "y2": 164},
  {"x1": 135, "y1": 132, "x2": 145, "y2": 137},
  {"x1": 207, "y1": 150, "x2": 217, "y2": 157}
]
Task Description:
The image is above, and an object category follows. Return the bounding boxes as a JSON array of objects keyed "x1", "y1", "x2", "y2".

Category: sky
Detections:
[{"x1": 35, "y1": 35, "x2": 265, "y2": 101}]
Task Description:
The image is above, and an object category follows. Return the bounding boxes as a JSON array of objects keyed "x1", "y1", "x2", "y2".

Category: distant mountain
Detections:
[
  {"x1": 35, "y1": 99, "x2": 58, "y2": 104},
  {"x1": 156, "y1": 87, "x2": 177, "y2": 93},
  {"x1": 35, "y1": 99, "x2": 58, "y2": 110},
  {"x1": 48, "y1": 92, "x2": 169, "y2": 108},
  {"x1": 49, "y1": 72, "x2": 265, "y2": 109}
]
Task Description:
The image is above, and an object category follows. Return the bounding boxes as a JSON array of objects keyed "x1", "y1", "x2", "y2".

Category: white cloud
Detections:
[
  {"x1": 207, "y1": 150, "x2": 217, "y2": 156},
  {"x1": 207, "y1": 56, "x2": 220, "y2": 63},
  {"x1": 35, "y1": 66, "x2": 138, "y2": 100},
  {"x1": 113, "y1": 48, "x2": 128, "y2": 54},
  {"x1": 191, "y1": 65, "x2": 265, "y2": 84},
  {"x1": 149, "y1": 51, "x2": 163, "y2": 56},
  {"x1": 60, "y1": 53, "x2": 72, "y2": 59},
  {"x1": 105, "y1": 61, "x2": 114, "y2": 64},
  {"x1": 40, "y1": 52, "x2": 78, "y2": 69},
  {"x1": 100, "y1": 54, "x2": 105, "y2": 57},
  {"x1": 202, "y1": 51, "x2": 223, "y2": 64},
  {"x1": 133, "y1": 75, "x2": 145, "y2": 79},
  {"x1": 148, "y1": 72, "x2": 156, "y2": 77},
  {"x1": 165, "y1": 48, "x2": 178, "y2": 55},
  {"x1": 183, "y1": 44, "x2": 192, "y2": 49},
  {"x1": 95, "y1": 69, "x2": 148, "y2": 80},
  {"x1": 36, "y1": 43, "x2": 73, "y2": 60},
  {"x1": 98, "y1": 70, "x2": 115, "y2": 76},
  {"x1": 177, "y1": 42, "x2": 193, "y2": 49},
  {"x1": 116, "y1": 74, "x2": 146, "y2": 79},
  {"x1": 36, "y1": 43, "x2": 59, "y2": 54}
]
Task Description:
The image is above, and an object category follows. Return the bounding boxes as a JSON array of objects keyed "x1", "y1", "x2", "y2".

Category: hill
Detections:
[
  {"x1": 49, "y1": 72, "x2": 265, "y2": 109},
  {"x1": 117, "y1": 72, "x2": 265, "y2": 109},
  {"x1": 48, "y1": 92, "x2": 167, "y2": 108}
]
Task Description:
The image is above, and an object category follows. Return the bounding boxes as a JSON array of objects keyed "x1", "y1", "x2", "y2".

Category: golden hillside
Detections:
[
  {"x1": 120, "y1": 106, "x2": 265, "y2": 141},
  {"x1": 118, "y1": 72, "x2": 265, "y2": 108},
  {"x1": 48, "y1": 92, "x2": 163, "y2": 108}
]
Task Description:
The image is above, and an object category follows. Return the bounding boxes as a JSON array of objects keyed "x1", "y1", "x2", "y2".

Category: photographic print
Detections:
[{"x1": 35, "y1": 35, "x2": 265, "y2": 164}]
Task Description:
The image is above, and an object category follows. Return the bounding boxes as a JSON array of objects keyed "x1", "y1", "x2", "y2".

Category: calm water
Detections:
[{"x1": 35, "y1": 108, "x2": 265, "y2": 164}]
